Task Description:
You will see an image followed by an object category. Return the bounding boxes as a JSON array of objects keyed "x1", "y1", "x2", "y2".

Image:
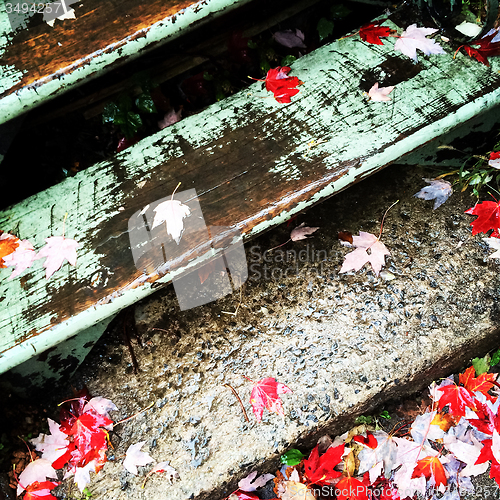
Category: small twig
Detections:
[
  {"x1": 378, "y1": 200, "x2": 399, "y2": 240},
  {"x1": 114, "y1": 402, "x2": 155, "y2": 426},
  {"x1": 264, "y1": 238, "x2": 291, "y2": 255},
  {"x1": 224, "y1": 384, "x2": 249, "y2": 422},
  {"x1": 221, "y1": 286, "x2": 243, "y2": 316}
]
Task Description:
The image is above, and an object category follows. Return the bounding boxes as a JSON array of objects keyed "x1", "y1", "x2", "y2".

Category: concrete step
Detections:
[{"x1": 31, "y1": 161, "x2": 500, "y2": 500}]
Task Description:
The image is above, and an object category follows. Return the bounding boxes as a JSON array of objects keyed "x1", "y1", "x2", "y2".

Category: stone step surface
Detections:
[
  {"x1": 1, "y1": 165, "x2": 500, "y2": 500},
  {"x1": 41, "y1": 161, "x2": 500, "y2": 500}
]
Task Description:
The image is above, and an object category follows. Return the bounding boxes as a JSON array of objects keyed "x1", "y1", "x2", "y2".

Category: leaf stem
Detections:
[
  {"x1": 114, "y1": 402, "x2": 154, "y2": 425},
  {"x1": 378, "y1": 200, "x2": 399, "y2": 240},
  {"x1": 224, "y1": 384, "x2": 250, "y2": 422}
]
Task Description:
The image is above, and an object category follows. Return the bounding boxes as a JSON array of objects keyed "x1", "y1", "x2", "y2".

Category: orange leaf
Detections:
[
  {"x1": 0, "y1": 233, "x2": 19, "y2": 268},
  {"x1": 459, "y1": 365, "x2": 496, "y2": 398},
  {"x1": 335, "y1": 477, "x2": 368, "y2": 500},
  {"x1": 411, "y1": 456, "x2": 447, "y2": 487},
  {"x1": 430, "y1": 412, "x2": 458, "y2": 432}
]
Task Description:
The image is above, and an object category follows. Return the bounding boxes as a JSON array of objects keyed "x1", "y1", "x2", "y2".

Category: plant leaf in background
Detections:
[
  {"x1": 414, "y1": 178, "x2": 453, "y2": 209},
  {"x1": 290, "y1": 223, "x2": 319, "y2": 241},
  {"x1": 458, "y1": 29, "x2": 500, "y2": 66},
  {"x1": 249, "y1": 377, "x2": 292, "y2": 422},
  {"x1": 2, "y1": 239, "x2": 37, "y2": 279},
  {"x1": 238, "y1": 471, "x2": 275, "y2": 491},
  {"x1": 273, "y1": 29, "x2": 306, "y2": 49},
  {"x1": 281, "y1": 449, "x2": 305, "y2": 466},
  {"x1": 123, "y1": 442, "x2": 154, "y2": 475},
  {"x1": 317, "y1": 17, "x2": 334, "y2": 41},
  {"x1": 151, "y1": 198, "x2": 191, "y2": 245},
  {"x1": 265, "y1": 66, "x2": 303, "y2": 103},
  {"x1": 0, "y1": 232, "x2": 19, "y2": 268}
]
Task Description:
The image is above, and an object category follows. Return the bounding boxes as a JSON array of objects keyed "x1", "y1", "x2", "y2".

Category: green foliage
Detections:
[
  {"x1": 472, "y1": 355, "x2": 491, "y2": 375},
  {"x1": 102, "y1": 89, "x2": 157, "y2": 139},
  {"x1": 135, "y1": 93, "x2": 157, "y2": 114},
  {"x1": 355, "y1": 415, "x2": 373, "y2": 425},
  {"x1": 330, "y1": 4, "x2": 351, "y2": 18},
  {"x1": 491, "y1": 348, "x2": 500, "y2": 367},
  {"x1": 82, "y1": 487, "x2": 92, "y2": 499},
  {"x1": 281, "y1": 55, "x2": 297, "y2": 67},
  {"x1": 457, "y1": 156, "x2": 500, "y2": 197},
  {"x1": 317, "y1": 17, "x2": 334, "y2": 41},
  {"x1": 281, "y1": 449, "x2": 305, "y2": 466},
  {"x1": 204, "y1": 71, "x2": 233, "y2": 101},
  {"x1": 379, "y1": 410, "x2": 391, "y2": 420},
  {"x1": 355, "y1": 410, "x2": 390, "y2": 425}
]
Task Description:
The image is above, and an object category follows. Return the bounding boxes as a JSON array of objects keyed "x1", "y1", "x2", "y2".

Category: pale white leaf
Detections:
[
  {"x1": 31, "y1": 418, "x2": 70, "y2": 463},
  {"x1": 151, "y1": 199, "x2": 191, "y2": 244},
  {"x1": 484, "y1": 237, "x2": 500, "y2": 259},
  {"x1": 290, "y1": 222, "x2": 319, "y2": 241},
  {"x1": 147, "y1": 461, "x2": 179, "y2": 484},
  {"x1": 17, "y1": 459, "x2": 57, "y2": 495},
  {"x1": 74, "y1": 461, "x2": 96, "y2": 492},
  {"x1": 394, "y1": 24, "x2": 445, "y2": 61},
  {"x1": 368, "y1": 82, "x2": 394, "y2": 102},
  {"x1": 36, "y1": 236, "x2": 79, "y2": 279},
  {"x1": 239, "y1": 470, "x2": 275, "y2": 491},
  {"x1": 340, "y1": 231, "x2": 390, "y2": 276},
  {"x1": 455, "y1": 21, "x2": 482, "y2": 37},
  {"x1": 414, "y1": 178, "x2": 453, "y2": 209},
  {"x1": 158, "y1": 108, "x2": 183, "y2": 129},
  {"x1": 3, "y1": 239, "x2": 37, "y2": 279},
  {"x1": 83, "y1": 397, "x2": 118, "y2": 418},
  {"x1": 123, "y1": 441, "x2": 154, "y2": 475}
]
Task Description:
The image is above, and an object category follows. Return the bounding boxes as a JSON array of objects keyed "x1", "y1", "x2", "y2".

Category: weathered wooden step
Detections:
[
  {"x1": 0, "y1": 0, "x2": 252, "y2": 125},
  {"x1": 2, "y1": 16, "x2": 500, "y2": 378}
]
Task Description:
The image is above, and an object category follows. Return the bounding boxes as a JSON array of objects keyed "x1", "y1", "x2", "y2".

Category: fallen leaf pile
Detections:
[{"x1": 19, "y1": 390, "x2": 179, "y2": 497}]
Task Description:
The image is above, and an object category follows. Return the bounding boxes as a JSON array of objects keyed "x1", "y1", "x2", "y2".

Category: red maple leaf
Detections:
[
  {"x1": 69, "y1": 411, "x2": 113, "y2": 468},
  {"x1": 411, "y1": 456, "x2": 447, "y2": 487},
  {"x1": 335, "y1": 476, "x2": 368, "y2": 500},
  {"x1": 265, "y1": 67, "x2": 303, "y2": 103},
  {"x1": 249, "y1": 377, "x2": 292, "y2": 422},
  {"x1": 465, "y1": 200, "x2": 500, "y2": 237},
  {"x1": 491, "y1": 463, "x2": 500, "y2": 487},
  {"x1": 353, "y1": 431, "x2": 378, "y2": 449},
  {"x1": 303, "y1": 444, "x2": 344, "y2": 485},
  {"x1": 359, "y1": 22, "x2": 395, "y2": 45},
  {"x1": 476, "y1": 440, "x2": 500, "y2": 487},
  {"x1": 459, "y1": 365, "x2": 497, "y2": 400},
  {"x1": 458, "y1": 31, "x2": 500, "y2": 66},
  {"x1": 23, "y1": 481, "x2": 59, "y2": 500},
  {"x1": 437, "y1": 383, "x2": 476, "y2": 417}
]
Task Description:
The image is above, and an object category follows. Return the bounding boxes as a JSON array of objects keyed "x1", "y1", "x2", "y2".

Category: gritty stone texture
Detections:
[{"x1": 67, "y1": 163, "x2": 500, "y2": 500}]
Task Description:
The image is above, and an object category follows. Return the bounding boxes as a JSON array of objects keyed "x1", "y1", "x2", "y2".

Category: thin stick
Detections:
[
  {"x1": 221, "y1": 286, "x2": 242, "y2": 316},
  {"x1": 378, "y1": 200, "x2": 399, "y2": 240},
  {"x1": 224, "y1": 384, "x2": 249, "y2": 422},
  {"x1": 114, "y1": 402, "x2": 154, "y2": 426},
  {"x1": 62, "y1": 212, "x2": 68, "y2": 238},
  {"x1": 264, "y1": 238, "x2": 291, "y2": 255},
  {"x1": 171, "y1": 182, "x2": 181, "y2": 200}
]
